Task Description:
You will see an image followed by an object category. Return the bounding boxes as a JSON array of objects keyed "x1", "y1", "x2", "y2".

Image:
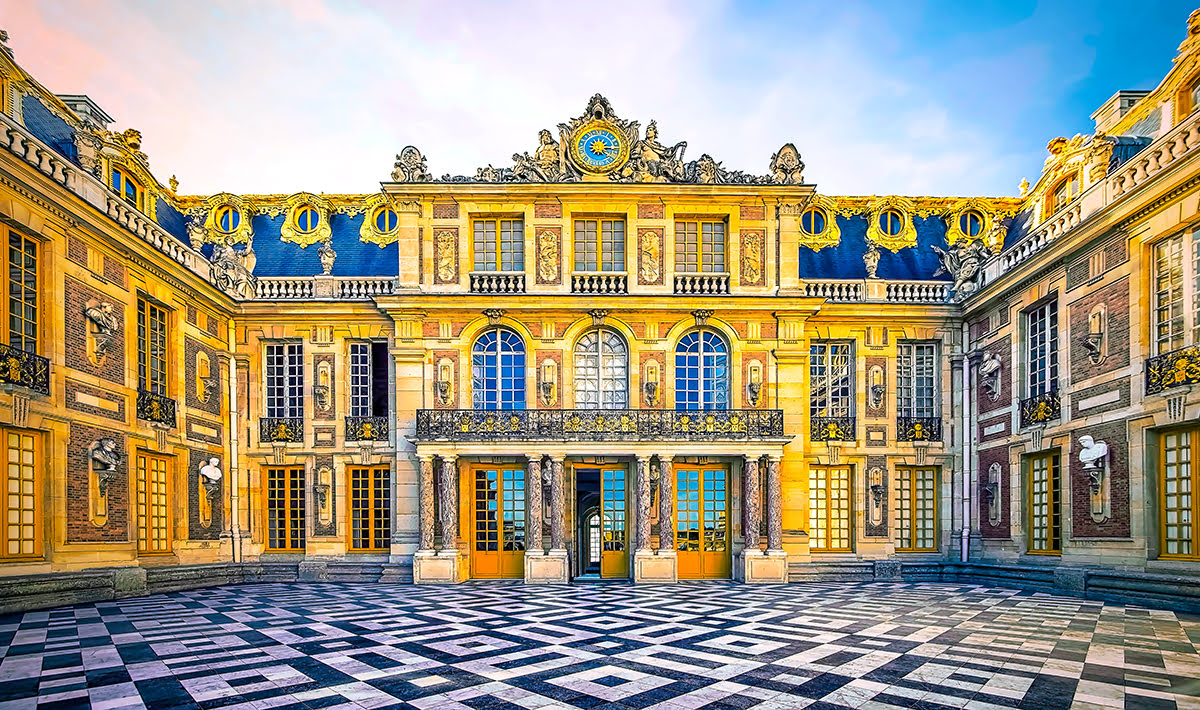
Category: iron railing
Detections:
[
  {"x1": 1019, "y1": 390, "x2": 1061, "y2": 428},
  {"x1": 414, "y1": 408, "x2": 784, "y2": 442},
  {"x1": 136, "y1": 389, "x2": 176, "y2": 428},
  {"x1": 1146, "y1": 344, "x2": 1200, "y2": 395},
  {"x1": 0, "y1": 343, "x2": 49, "y2": 395},
  {"x1": 810, "y1": 416, "x2": 856, "y2": 442},
  {"x1": 897, "y1": 416, "x2": 943, "y2": 442},
  {"x1": 260, "y1": 417, "x2": 304, "y2": 443},
  {"x1": 346, "y1": 416, "x2": 389, "y2": 441}
]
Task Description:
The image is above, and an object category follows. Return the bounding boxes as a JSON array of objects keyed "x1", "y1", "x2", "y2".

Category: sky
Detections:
[{"x1": 1, "y1": 0, "x2": 1195, "y2": 197}]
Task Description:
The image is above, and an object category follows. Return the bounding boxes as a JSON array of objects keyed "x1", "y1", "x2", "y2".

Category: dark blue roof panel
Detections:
[
  {"x1": 796, "y1": 213, "x2": 952, "y2": 282},
  {"x1": 248, "y1": 213, "x2": 398, "y2": 278},
  {"x1": 155, "y1": 197, "x2": 191, "y2": 246},
  {"x1": 22, "y1": 95, "x2": 76, "y2": 164}
]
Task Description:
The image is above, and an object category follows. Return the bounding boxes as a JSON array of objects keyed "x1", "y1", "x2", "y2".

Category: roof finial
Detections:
[{"x1": 0, "y1": 30, "x2": 12, "y2": 58}]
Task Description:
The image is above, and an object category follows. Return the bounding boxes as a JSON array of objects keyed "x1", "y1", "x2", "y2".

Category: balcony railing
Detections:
[
  {"x1": 897, "y1": 416, "x2": 942, "y2": 442},
  {"x1": 1146, "y1": 344, "x2": 1200, "y2": 396},
  {"x1": 346, "y1": 415, "x2": 389, "y2": 441},
  {"x1": 1019, "y1": 390, "x2": 1061, "y2": 428},
  {"x1": 811, "y1": 416, "x2": 856, "y2": 442},
  {"x1": 260, "y1": 417, "x2": 304, "y2": 443},
  {"x1": 414, "y1": 408, "x2": 784, "y2": 442},
  {"x1": 470, "y1": 271, "x2": 525, "y2": 293},
  {"x1": 674, "y1": 272, "x2": 730, "y2": 294},
  {"x1": 572, "y1": 272, "x2": 628, "y2": 294},
  {"x1": 0, "y1": 343, "x2": 49, "y2": 395},
  {"x1": 136, "y1": 389, "x2": 176, "y2": 428}
]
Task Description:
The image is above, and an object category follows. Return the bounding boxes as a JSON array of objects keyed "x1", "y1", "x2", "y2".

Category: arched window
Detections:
[
  {"x1": 111, "y1": 167, "x2": 144, "y2": 212},
  {"x1": 575, "y1": 329, "x2": 628, "y2": 409},
  {"x1": 216, "y1": 205, "x2": 241, "y2": 233},
  {"x1": 472, "y1": 328, "x2": 525, "y2": 410},
  {"x1": 674, "y1": 330, "x2": 729, "y2": 410}
]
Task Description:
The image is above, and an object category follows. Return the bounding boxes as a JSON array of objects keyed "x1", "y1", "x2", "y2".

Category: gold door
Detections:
[
  {"x1": 600, "y1": 467, "x2": 628, "y2": 578},
  {"x1": 471, "y1": 466, "x2": 526, "y2": 578},
  {"x1": 675, "y1": 465, "x2": 730, "y2": 579},
  {"x1": 136, "y1": 453, "x2": 171, "y2": 555}
]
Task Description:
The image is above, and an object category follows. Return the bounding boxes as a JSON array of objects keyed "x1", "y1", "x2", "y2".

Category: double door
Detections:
[
  {"x1": 471, "y1": 466, "x2": 526, "y2": 578},
  {"x1": 675, "y1": 465, "x2": 731, "y2": 579}
]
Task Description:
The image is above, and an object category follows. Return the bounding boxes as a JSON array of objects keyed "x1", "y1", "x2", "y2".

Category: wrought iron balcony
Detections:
[
  {"x1": 260, "y1": 417, "x2": 304, "y2": 443},
  {"x1": 346, "y1": 416, "x2": 389, "y2": 442},
  {"x1": 136, "y1": 389, "x2": 176, "y2": 428},
  {"x1": 1019, "y1": 390, "x2": 1061, "y2": 428},
  {"x1": 811, "y1": 416, "x2": 856, "y2": 442},
  {"x1": 897, "y1": 416, "x2": 942, "y2": 442},
  {"x1": 0, "y1": 343, "x2": 49, "y2": 395},
  {"x1": 1146, "y1": 344, "x2": 1200, "y2": 396},
  {"x1": 414, "y1": 408, "x2": 784, "y2": 442}
]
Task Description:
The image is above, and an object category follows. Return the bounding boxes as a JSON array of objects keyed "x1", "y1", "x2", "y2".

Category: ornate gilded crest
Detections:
[
  {"x1": 536, "y1": 230, "x2": 559, "y2": 284},
  {"x1": 434, "y1": 229, "x2": 457, "y2": 284}
]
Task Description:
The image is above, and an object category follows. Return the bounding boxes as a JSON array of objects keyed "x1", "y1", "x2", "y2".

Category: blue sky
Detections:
[{"x1": 1, "y1": 0, "x2": 1194, "y2": 196}]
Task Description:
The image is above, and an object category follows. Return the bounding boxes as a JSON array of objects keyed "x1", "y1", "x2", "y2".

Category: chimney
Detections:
[
  {"x1": 55, "y1": 94, "x2": 115, "y2": 130},
  {"x1": 1091, "y1": 90, "x2": 1150, "y2": 134}
]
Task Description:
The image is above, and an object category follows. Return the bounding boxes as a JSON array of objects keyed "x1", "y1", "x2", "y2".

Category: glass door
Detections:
[
  {"x1": 136, "y1": 452, "x2": 171, "y2": 555},
  {"x1": 471, "y1": 466, "x2": 526, "y2": 578},
  {"x1": 600, "y1": 467, "x2": 628, "y2": 578},
  {"x1": 675, "y1": 465, "x2": 731, "y2": 579}
]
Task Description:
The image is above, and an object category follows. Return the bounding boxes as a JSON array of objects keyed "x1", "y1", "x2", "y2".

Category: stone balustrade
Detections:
[
  {"x1": 338, "y1": 278, "x2": 397, "y2": 299},
  {"x1": 885, "y1": 281, "x2": 951, "y2": 303},
  {"x1": 801, "y1": 280, "x2": 862, "y2": 302},
  {"x1": 674, "y1": 272, "x2": 730, "y2": 294},
  {"x1": 256, "y1": 278, "x2": 315, "y2": 300},
  {"x1": 572, "y1": 272, "x2": 628, "y2": 294},
  {"x1": 469, "y1": 271, "x2": 525, "y2": 293}
]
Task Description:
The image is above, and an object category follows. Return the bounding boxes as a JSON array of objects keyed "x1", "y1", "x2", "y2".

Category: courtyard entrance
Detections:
[
  {"x1": 470, "y1": 465, "x2": 525, "y2": 578},
  {"x1": 574, "y1": 465, "x2": 628, "y2": 579},
  {"x1": 675, "y1": 463, "x2": 731, "y2": 579}
]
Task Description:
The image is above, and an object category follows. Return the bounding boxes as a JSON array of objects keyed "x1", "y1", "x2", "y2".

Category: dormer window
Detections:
[
  {"x1": 959, "y1": 210, "x2": 983, "y2": 238},
  {"x1": 295, "y1": 206, "x2": 320, "y2": 233},
  {"x1": 1050, "y1": 174, "x2": 1079, "y2": 215},
  {"x1": 373, "y1": 207, "x2": 398, "y2": 234},
  {"x1": 112, "y1": 167, "x2": 145, "y2": 212},
  {"x1": 879, "y1": 209, "x2": 903, "y2": 237},
  {"x1": 216, "y1": 205, "x2": 241, "y2": 233},
  {"x1": 801, "y1": 208, "x2": 827, "y2": 236}
]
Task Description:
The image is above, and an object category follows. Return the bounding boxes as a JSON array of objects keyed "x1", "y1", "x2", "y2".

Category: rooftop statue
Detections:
[{"x1": 932, "y1": 239, "x2": 991, "y2": 301}]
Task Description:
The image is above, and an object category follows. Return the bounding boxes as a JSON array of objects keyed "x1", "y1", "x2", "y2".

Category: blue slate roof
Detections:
[
  {"x1": 235, "y1": 213, "x2": 398, "y2": 278},
  {"x1": 22, "y1": 95, "x2": 76, "y2": 164},
  {"x1": 1109, "y1": 135, "x2": 1152, "y2": 172},
  {"x1": 796, "y1": 213, "x2": 952, "y2": 282},
  {"x1": 155, "y1": 197, "x2": 191, "y2": 245}
]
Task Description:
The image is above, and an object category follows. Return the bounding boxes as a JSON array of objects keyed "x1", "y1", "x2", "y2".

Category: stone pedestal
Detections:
[
  {"x1": 634, "y1": 550, "x2": 677, "y2": 583},
  {"x1": 413, "y1": 549, "x2": 466, "y2": 584},
  {"x1": 738, "y1": 550, "x2": 788, "y2": 583},
  {"x1": 298, "y1": 560, "x2": 330, "y2": 582},
  {"x1": 524, "y1": 549, "x2": 569, "y2": 584}
]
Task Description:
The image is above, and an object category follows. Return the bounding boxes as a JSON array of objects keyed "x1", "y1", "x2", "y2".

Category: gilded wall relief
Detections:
[
  {"x1": 740, "y1": 229, "x2": 765, "y2": 286},
  {"x1": 279, "y1": 193, "x2": 333, "y2": 247},
  {"x1": 434, "y1": 228, "x2": 458, "y2": 284},
  {"x1": 638, "y1": 228, "x2": 663, "y2": 285},
  {"x1": 536, "y1": 229, "x2": 561, "y2": 285}
]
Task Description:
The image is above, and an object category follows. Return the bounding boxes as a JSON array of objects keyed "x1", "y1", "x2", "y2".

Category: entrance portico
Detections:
[{"x1": 410, "y1": 408, "x2": 789, "y2": 584}]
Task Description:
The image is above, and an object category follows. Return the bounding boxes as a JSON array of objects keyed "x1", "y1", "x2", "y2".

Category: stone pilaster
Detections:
[
  {"x1": 636, "y1": 454, "x2": 677, "y2": 583},
  {"x1": 527, "y1": 457, "x2": 543, "y2": 554},
  {"x1": 658, "y1": 455, "x2": 674, "y2": 550},
  {"x1": 528, "y1": 455, "x2": 568, "y2": 583},
  {"x1": 417, "y1": 455, "x2": 435, "y2": 551},
  {"x1": 636, "y1": 456, "x2": 652, "y2": 551},
  {"x1": 438, "y1": 455, "x2": 458, "y2": 549},
  {"x1": 767, "y1": 455, "x2": 783, "y2": 550},
  {"x1": 744, "y1": 455, "x2": 761, "y2": 551},
  {"x1": 550, "y1": 457, "x2": 565, "y2": 550}
]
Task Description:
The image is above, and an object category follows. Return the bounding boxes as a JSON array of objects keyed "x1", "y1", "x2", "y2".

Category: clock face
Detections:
[{"x1": 570, "y1": 120, "x2": 628, "y2": 174}]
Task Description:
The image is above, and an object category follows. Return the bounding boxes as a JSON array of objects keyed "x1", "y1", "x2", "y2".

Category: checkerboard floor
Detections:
[{"x1": 1, "y1": 581, "x2": 1198, "y2": 709}]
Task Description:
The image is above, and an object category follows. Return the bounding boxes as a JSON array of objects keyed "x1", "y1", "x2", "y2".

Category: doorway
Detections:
[
  {"x1": 574, "y1": 465, "x2": 628, "y2": 579},
  {"x1": 674, "y1": 464, "x2": 731, "y2": 579},
  {"x1": 470, "y1": 465, "x2": 526, "y2": 578}
]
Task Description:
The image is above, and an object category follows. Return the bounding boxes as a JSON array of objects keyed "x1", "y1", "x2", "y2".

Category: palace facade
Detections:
[{"x1": 2, "y1": 16, "x2": 1200, "y2": 610}]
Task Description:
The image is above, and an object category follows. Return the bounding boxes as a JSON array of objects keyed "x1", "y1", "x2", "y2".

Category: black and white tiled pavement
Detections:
[{"x1": 1, "y1": 581, "x2": 1198, "y2": 710}]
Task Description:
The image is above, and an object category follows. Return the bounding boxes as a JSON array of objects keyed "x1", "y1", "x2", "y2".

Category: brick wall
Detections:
[
  {"x1": 977, "y1": 335, "x2": 1010, "y2": 416},
  {"x1": 535, "y1": 349, "x2": 562, "y2": 409},
  {"x1": 432, "y1": 202, "x2": 459, "y2": 220},
  {"x1": 184, "y1": 336, "x2": 222, "y2": 415},
  {"x1": 741, "y1": 350, "x2": 768, "y2": 409},
  {"x1": 1070, "y1": 377, "x2": 1131, "y2": 420},
  {"x1": 67, "y1": 422, "x2": 128, "y2": 542},
  {"x1": 64, "y1": 379, "x2": 126, "y2": 422},
  {"x1": 65, "y1": 277, "x2": 126, "y2": 386},
  {"x1": 1068, "y1": 275, "x2": 1130, "y2": 381},
  {"x1": 865, "y1": 356, "x2": 886, "y2": 419},
  {"x1": 639, "y1": 351, "x2": 664, "y2": 408},
  {"x1": 313, "y1": 455, "x2": 336, "y2": 536},
  {"x1": 637, "y1": 203, "x2": 664, "y2": 219},
  {"x1": 102, "y1": 254, "x2": 127, "y2": 289},
  {"x1": 432, "y1": 350, "x2": 459, "y2": 409},
  {"x1": 534, "y1": 202, "x2": 562, "y2": 219},
  {"x1": 1068, "y1": 420, "x2": 1130, "y2": 538},
  {"x1": 313, "y1": 353, "x2": 336, "y2": 421},
  {"x1": 739, "y1": 205, "x2": 765, "y2": 221},
  {"x1": 979, "y1": 445, "x2": 1010, "y2": 539}
]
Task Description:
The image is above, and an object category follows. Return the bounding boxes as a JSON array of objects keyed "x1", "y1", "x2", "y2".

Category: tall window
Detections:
[
  {"x1": 472, "y1": 328, "x2": 525, "y2": 410},
  {"x1": 896, "y1": 467, "x2": 938, "y2": 552},
  {"x1": 1161, "y1": 426, "x2": 1199, "y2": 559},
  {"x1": 349, "y1": 341, "x2": 389, "y2": 417},
  {"x1": 137, "y1": 298, "x2": 168, "y2": 395},
  {"x1": 809, "y1": 465, "x2": 852, "y2": 552},
  {"x1": 575, "y1": 330, "x2": 628, "y2": 409},
  {"x1": 266, "y1": 467, "x2": 305, "y2": 551},
  {"x1": 1028, "y1": 452, "x2": 1061, "y2": 554},
  {"x1": 674, "y1": 331, "x2": 728, "y2": 410},
  {"x1": 265, "y1": 343, "x2": 304, "y2": 418},
  {"x1": 1050, "y1": 174, "x2": 1079, "y2": 214},
  {"x1": 2, "y1": 427, "x2": 40, "y2": 559},
  {"x1": 3, "y1": 226, "x2": 37, "y2": 353},
  {"x1": 1027, "y1": 301, "x2": 1058, "y2": 397},
  {"x1": 473, "y1": 218, "x2": 524, "y2": 272},
  {"x1": 1153, "y1": 231, "x2": 1200, "y2": 355},
  {"x1": 675, "y1": 220, "x2": 726, "y2": 273},
  {"x1": 349, "y1": 467, "x2": 390, "y2": 552},
  {"x1": 111, "y1": 166, "x2": 145, "y2": 212},
  {"x1": 810, "y1": 342, "x2": 854, "y2": 418},
  {"x1": 897, "y1": 342, "x2": 937, "y2": 418},
  {"x1": 574, "y1": 219, "x2": 625, "y2": 271}
]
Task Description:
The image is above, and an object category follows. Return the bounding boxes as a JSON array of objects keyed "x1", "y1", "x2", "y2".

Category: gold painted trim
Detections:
[
  {"x1": 358, "y1": 193, "x2": 401, "y2": 246},
  {"x1": 279, "y1": 193, "x2": 333, "y2": 247}
]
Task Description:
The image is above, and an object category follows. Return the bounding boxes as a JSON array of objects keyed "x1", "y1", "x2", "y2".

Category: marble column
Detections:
[
  {"x1": 766, "y1": 455, "x2": 783, "y2": 550},
  {"x1": 527, "y1": 456, "x2": 543, "y2": 554},
  {"x1": 658, "y1": 455, "x2": 674, "y2": 551},
  {"x1": 636, "y1": 456, "x2": 652, "y2": 551},
  {"x1": 550, "y1": 457, "x2": 565, "y2": 550},
  {"x1": 438, "y1": 455, "x2": 458, "y2": 550},
  {"x1": 744, "y1": 455, "x2": 761, "y2": 551},
  {"x1": 418, "y1": 455, "x2": 435, "y2": 550}
]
